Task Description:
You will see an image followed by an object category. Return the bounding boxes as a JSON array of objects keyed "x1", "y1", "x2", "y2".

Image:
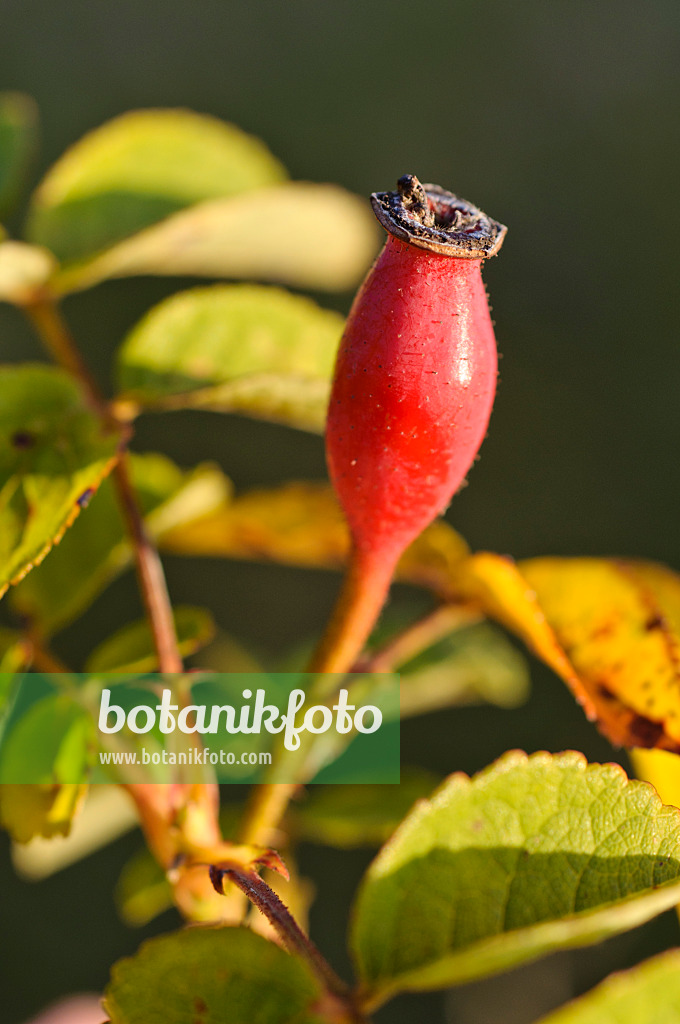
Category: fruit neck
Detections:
[
  {"x1": 380, "y1": 232, "x2": 483, "y2": 283},
  {"x1": 306, "y1": 544, "x2": 398, "y2": 674}
]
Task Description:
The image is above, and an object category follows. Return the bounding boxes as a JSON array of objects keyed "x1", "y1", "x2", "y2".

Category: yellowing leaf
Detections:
[
  {"x1": 159, "y1": 481, "x2": 347, "y2": 567},
  {"x1": 0, "y1": 782, "x2": 87, "y2": 843},
  {"x1": 11, "y1": 454, "x2": 229, "y2": 635},
  {"x1": 456, "y1": 554, "x2": 680, "y2": 752},
  {"x1": 399, "y1": 520, "x2": 470, "y2": 595},
  {"x1": 159, "y1": 481, "x2": 469, "y2": 587},
  {"x1": 12, "y1": 785, "x2": 138, "y2": 879},
  {"x1": 53, "y1": 181, "x2": 379, "y2": 295},
  {"x1": 26, "y1": 108, "x2": 285, "y2": 263},
  {"x1": 0, "y1": 691, "x2": 94, "y2": 842},
  {"x1": 0, "y1": 364, "x2": 122, "y2": 598},
  {"x1": 116, "y1": 284, "x2": 344, "y2": 432},
  {"x1": 631, "y1": 748, "x2": 680, "y2": 809},
  {"x1": 521, "y1": 558, "x2": 680, "y2": 749},
  {"x1": 457, "y1": 552, "x2": 581, "y2": 693}
]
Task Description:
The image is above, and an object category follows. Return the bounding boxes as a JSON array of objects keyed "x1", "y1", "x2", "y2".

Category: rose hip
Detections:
[{"x1": 310, "y1": 175, "x2": 506, "y2": 673}]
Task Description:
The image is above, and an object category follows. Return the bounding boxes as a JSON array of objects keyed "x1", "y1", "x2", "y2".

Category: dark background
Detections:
[{"x1": 1, "y1": 2, "x2": 679, "y2": 1022}]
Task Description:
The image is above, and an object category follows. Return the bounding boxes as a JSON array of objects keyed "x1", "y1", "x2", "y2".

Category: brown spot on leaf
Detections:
[
  {"x1": 76, "y1": 487, "x2": 95, "y2": 508},
  {"x1": 626, "y1": 715, "x2": 665, "y2": 748},
  {"x1": 595, "y1": 682, "x2": 618, "y2": 703},
  {"x1": 11, "y1": 430, "x2": 35, "y2": 449}
]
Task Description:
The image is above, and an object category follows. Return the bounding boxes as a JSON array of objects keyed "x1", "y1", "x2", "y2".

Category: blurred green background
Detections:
[{"x1": 1, "y1": 1, "x2": 679, "y2": 1021}]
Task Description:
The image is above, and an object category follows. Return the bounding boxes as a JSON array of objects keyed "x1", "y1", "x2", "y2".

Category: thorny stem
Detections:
[
  {"x1": 212, "y1": 866, "x2": 368, "y2": 1022},
  {"x1": 23, "y1": 295, "x2": 183, "y2": 675}
]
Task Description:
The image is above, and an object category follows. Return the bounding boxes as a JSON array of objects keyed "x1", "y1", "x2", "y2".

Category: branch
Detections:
[
  {"x1": 359, "y1": 601, "x2": 483, "y2": 673},
  {"x1": 23, "y1": 295, "x2": 182, "y2": 674},
  {"x1": 211, "y1": 865, "x2": 367, "y2": 1022}
]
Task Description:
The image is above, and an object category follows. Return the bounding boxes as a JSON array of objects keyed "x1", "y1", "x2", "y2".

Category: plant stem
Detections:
[
  {"x1": 25, "y1": 298, "x2": 105, "y2": 413},
  {"x1": 23, "y1": 295, "x2": 182, "y2": 675},
  {"x1": 238, "y1": 548, "x2": 402, "y2": 857},
  {"x1": 235, "y1": 548, "x2": 398, "y2": 866},
  {"x1": 360, "y1": 602, "x2": 483, "y2": 672},
  {"x1": 27, "y1": 636, "x2": 71, "y2": 673},
  {"x1": 307, "y1": 545, "x2": 397, "y2": 674},
  {"x1": 112, "y1": 454, "x2": 183, "y2": 673},
  {"x1": 24, "y1": 295, "x2": 238, "y2": 924},
  {"x1": 238, "y1": 782, "x2": 299, "y2": 848},
  {"x1": 213, "y1": 866, "x2": 366, "y2": 1021}
]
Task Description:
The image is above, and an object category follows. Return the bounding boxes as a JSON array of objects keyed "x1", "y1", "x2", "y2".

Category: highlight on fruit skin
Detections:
[{"x1": 310, "y1": 175, "x2": 507, "y2": 674}]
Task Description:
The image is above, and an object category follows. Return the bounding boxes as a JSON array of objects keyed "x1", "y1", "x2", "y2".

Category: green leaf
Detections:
[
  {"x1": 10, "y1": 453, "x2": 229, "y2": 635},
  {"x1": 535, "y1": 949, "x2": 680, "y2": 1024},
  {"x1": 117, "y1": 284, "x2": 344, "y2": 432},
  {"x1": 0, "y1": 691, "x2": 93, "y2": 784},
  {"x1": 0, "y1": 692, "x2": 93, "y2": 842},
  {"x1": 52, "y1": 181, "x2": 379, "y2": 295},
  {"x1": 115, "y1": 845, "x2": 173, "y2": 927},
  {"x1": 104, "y1": 927, "x2": 325, "y2": 1024},
  {"x1": 0, "y1": 241, "x2": 56, "y2": 304},
  {"x1": 289, "y1": 770, "x2": 439, "y2": 849},
  {"x1": 116, "y1": 852, "x2": 171, "y2": 928},
  {"x1": 26, "y1": 108, "x2": 285, "y2": 264},
  {"x1": 398, "y1": 621, "x2": 530, "y2": 718},
  {"x1": 0, "y1": 92, "x2": 38, "y2": 218},
  {"x1": 86, "y1": 605, "x2": 215, "y2": 672},
  {"x1": 0, "y1": 364, "x2": 122, "y2": 598},
  {"x1": 351, "y1": 751, "x2": 680, "y2": 1009}
]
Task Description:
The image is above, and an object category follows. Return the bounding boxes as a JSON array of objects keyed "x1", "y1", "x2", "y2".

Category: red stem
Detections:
[{"x1": 307, "y1": 545, "x2": 397, "y2": 674}]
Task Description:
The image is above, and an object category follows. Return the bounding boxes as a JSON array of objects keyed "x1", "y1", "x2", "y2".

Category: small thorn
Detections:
[
  {"x1": 208, "y1": 864, "x2": 225, "y2": 895},
  {"x1": 257, "y1": 848, "x2": 290, "y2": 880}
]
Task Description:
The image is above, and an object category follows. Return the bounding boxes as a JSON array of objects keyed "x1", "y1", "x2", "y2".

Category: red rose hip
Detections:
[{"x1": 310, "y1": 175, "x2": 506, "y2": 673}]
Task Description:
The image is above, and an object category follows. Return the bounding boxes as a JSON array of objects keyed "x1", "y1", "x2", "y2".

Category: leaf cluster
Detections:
[{"x1": 2, "y1": 95, "x2": 680, "y2": 1024}]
